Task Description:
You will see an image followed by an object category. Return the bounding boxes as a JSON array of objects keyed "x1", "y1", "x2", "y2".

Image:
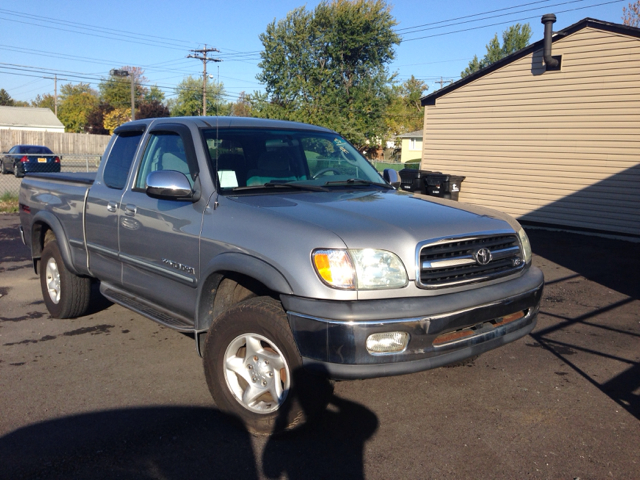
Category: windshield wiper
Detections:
[
  {"x1": 324, "y1": 178, "x2": 393, "y2": 189},
  {"x1": 233, "y1": 182, "x2": 329, "y2": 192}
]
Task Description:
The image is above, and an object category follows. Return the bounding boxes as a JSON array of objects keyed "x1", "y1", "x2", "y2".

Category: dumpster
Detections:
[
  {"x1": 399, "y1": 169, "x2": 438, "y2": 193},
  {"x1": 425, "y1": 173, "x2": 466, "y2": 201}
]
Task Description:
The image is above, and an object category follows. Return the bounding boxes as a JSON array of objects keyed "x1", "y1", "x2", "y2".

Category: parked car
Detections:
[{"x1": 1, "y1": 145, "x2": 60, "y2": 177}]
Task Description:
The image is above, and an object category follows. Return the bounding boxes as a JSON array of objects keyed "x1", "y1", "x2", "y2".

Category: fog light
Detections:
[{"x1": 366, "y1": 332, "x2": 409, "y2": 354}]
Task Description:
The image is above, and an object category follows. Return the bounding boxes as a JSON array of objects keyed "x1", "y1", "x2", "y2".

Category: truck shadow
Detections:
[
  {"x1": 528, "y1": 229, "x2": 640, "y2": 421},
  {"x1": 0, "y1": 392, "x2": 378, "y2": 479},
  {"x1": 526, "y1": 228, "x2": 640, "y2": 300}
]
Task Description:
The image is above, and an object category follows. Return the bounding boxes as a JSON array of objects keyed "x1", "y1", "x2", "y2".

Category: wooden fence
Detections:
[{"x1": 0, "y1": 129, "x2": 110, "y2": 155}]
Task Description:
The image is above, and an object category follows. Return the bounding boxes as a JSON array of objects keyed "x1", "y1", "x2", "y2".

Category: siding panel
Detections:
[{"x1": 422, "y1": 26, "x2": 640, "y2": 236}]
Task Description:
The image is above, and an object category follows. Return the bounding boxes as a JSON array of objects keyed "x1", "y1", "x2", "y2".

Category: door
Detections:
[
  {"x1": 85, "y1": 126, "x2": 145, "y2": 285},
  {"x1": 118, "y1": 124, "x2": 204, "y2": 320}
]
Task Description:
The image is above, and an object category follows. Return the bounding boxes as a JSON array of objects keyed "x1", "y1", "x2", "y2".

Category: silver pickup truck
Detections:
[{"x1": 19, "y1": 117, "x2": 543, "y2": 434}]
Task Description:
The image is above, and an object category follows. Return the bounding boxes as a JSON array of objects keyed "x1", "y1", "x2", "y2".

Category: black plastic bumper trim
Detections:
[{"x1": 302, "y1": 316, "x2": 537, "y2": 380}]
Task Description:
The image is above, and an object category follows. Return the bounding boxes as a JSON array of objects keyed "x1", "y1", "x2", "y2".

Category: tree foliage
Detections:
[
  {"x1": 103, "y1": 108, "x2": 131, "y2": 134},
  {"x1": 385, "y1": 75, "x2": 428, "y2": 138},
  {"x1": 230, "y1": 92, "x2": 253, "y2": 117},
  {"x1": 137, "y1": 100, "x2": 170, "y2": 119},
  {"x1": 31, "y1": 93, "x2": 56, "y2": 113},
  {"x1": 99, "y1": 66, "x2": 147, "y2": 110},
  {"x1": 254, "y1": 0, "x2": 400, "y2": 149},
  {"x1": 0, "y1": 89, "x2": 14, "y2": 106},
  {"x1": 461, "y1": 23, "x2": 532, "y2": 78},
  {"x1": 168, "y1": 76, "x2": 229, "y2": 117},
  {"x1": 145, "y1": 85, "x2": 165, "y2": 103},
  {"x1": 85, "y1": 102, "x2": 113, "y2": 135},
  {"x1": 57, "y1": 83, "x2": 99, "y2": 133},
  {"x1": 622, "y1": 1, "x2": 640, "y2": 26}
]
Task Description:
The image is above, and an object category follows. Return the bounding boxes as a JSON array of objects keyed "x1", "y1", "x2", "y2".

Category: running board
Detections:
[{"x1": 100, "y1": 284, "x2": 194, "y2": 331}]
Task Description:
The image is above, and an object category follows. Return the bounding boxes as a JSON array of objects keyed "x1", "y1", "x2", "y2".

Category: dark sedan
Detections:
[{"x1": 1, "y1": 145, "x2": 60, "y2": 177}]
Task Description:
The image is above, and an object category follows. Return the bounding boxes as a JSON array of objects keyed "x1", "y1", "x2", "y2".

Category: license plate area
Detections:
[{"x1": 37, "y1": 157, "x2": 47, "y2": 163}]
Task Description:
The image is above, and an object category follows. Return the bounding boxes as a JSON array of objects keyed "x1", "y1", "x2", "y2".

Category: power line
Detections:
[
  {"x1": 401, "y1": 0, "x2": 624, "y2": 42},
  {"x1": 396, "y1": 0, "x2": 557, "y2": 33}
]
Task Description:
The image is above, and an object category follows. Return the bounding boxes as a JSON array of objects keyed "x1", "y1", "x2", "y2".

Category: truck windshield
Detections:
[{"x1": 201, "y1": 128, "x2": 384, "y2": 193}]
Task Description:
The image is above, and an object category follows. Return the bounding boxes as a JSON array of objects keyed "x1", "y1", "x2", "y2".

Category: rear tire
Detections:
[
  {"x1": 203, "y1": 296, "x2": 332, "y2": 435},
  {"x1": 40, "y1": 239, "x2": 91, "y2": 318}
]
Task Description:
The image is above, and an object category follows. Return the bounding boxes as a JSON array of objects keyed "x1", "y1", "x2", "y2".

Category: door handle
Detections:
[
  {"x1": 124, "y1": 204, "x2": 137, "y2": 217},
  {"x1": 107, "y1": 201, "x2": 117, "y2": 213}
]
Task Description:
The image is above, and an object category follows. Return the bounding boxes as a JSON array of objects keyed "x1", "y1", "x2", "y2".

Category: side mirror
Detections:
[
  {"x1": 146, "y1": 171, "x2": 194, "y2": 201},
  {"x1": 383, "y1": 169, "x2": 401, "y2": 189}
]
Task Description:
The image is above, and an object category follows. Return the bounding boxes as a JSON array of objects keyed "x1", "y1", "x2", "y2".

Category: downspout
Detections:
[{"x1": 541, "y1": 14, "x2": 560, "y2": 69}]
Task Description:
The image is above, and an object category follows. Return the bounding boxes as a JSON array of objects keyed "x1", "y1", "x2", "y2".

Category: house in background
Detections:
[
  {"x1": 396, "y1": 130, "x2": 423, "y2": 163},
  {"x1": 0, "y1": 106, "x2": 64, "y2": 133},
  {"x1": 420, "y1": 16, "x2": 639, "y2": 237}
]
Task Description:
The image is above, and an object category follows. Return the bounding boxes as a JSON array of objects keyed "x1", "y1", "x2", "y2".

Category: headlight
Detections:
[
  {"x1": 312, "y1": 249, "x2": 408, "y2": 290},
  {"x1": 517, "y1": 227, "x2": 532, "y2": 264}
]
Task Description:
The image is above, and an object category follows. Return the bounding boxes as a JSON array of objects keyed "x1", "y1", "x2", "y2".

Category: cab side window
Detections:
[
  {"x1": 135, "y1": 132, "x2": 193, "y2": 189},
  {"x1": 103, "y1": 132, "x2": 143, "y2": 189}
]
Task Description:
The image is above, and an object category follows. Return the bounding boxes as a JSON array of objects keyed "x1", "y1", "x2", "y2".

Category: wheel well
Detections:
[
  {"x1": 32, "y1": 222, "x2": 55, "y2": 274},
  {"x1": 197, "y1": 272, "x2": 277, "y2": 333}
]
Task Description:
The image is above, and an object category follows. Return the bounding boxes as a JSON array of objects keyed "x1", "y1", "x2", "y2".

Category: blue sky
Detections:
[{"x1": 0, "y1": 0, "x2": 629, "y2": 104}]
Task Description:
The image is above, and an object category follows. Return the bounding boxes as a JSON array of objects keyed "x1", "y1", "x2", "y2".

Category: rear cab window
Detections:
[{"x1": 103, "y1": 131, "x2": 144, "y2": 189}]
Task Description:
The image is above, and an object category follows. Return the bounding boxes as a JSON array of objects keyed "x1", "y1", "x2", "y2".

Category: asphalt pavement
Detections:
[{"x1": 0, "y1": 213, "x2": 638, "y2": 479}]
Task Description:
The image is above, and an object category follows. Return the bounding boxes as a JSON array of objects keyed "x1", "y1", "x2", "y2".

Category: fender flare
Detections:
[
  {"x1": 194, "y1": 252, "x2": 293, "y2": 331},
  {"x1": 30, "y1": 210, "x2": 80, "y2": 275}
]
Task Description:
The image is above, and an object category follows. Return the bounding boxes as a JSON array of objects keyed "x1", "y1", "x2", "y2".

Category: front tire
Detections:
[
  {"x1": 40, "y1": 239, "x2": 91, "y2": 318},
  {"x1": 0, "y1": 161, "x2": 7, "y2": 174},
  {"x1": 203, "y1": 296, "x2": 332, "y2": 435}
]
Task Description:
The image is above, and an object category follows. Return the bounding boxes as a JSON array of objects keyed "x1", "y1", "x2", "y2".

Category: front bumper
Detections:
[{"x1": 283, "y1": 266, "x2": 543, "y2": 380}]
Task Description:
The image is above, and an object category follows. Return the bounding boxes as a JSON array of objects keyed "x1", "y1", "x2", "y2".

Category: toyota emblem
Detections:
[{"x1": 474, "y1": 248, "x2": 492, "y2": 265}]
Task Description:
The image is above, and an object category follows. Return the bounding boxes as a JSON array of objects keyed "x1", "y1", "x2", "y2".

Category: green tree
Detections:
[
  {"x1": 623, "y1": 1, "x2": 640, "y2": 26},
  {"x1": 461, "y1": 23, "x2": 532, "y2": 78},
  {"x1": 57, "y1": 83, "x2": 99, "y2": 133},
  {"x1": 168, "y1": 76, "x2": 229, "y2": 117},
  {"x1": 254, "y1": 0, "x2": 400, "y2": 150},
  {"x1": 31, "y1": 93, "x2": 56, "y2": 113},
  {"x1": 0, "y1": 88, "x2": 14, "y2": 106},
  {"x1": 144, "y1": 85, "x2": 165, "y2": 103},
  {"x1": 99, "y1": 66, "x2": 147, "y2": 110},
  {"x1": 230, "y1": 92, "x2": 253, "y2": 117},
  {"x1": 385, "y1": 75, "x2": 427, "y2": 139}
]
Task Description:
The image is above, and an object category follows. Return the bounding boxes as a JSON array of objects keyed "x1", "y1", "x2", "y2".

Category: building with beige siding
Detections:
[
  {"x1": 396, "y1": 130, "x2": 423, "y2": 163},
  {"x1": 419, "y1": 17, "x2": 639, "y2": 237}
]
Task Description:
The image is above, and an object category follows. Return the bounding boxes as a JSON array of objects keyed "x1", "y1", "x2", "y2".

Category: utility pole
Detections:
[
  {"x1": 436, "y1": 77, "x2": 454, "y2": 90},
  {"x1": 187, "y1": 45, "x2": 221, "y2": 116},
  {"x1": 54, "y1": 74, "x2": 57, "y2": 117}
]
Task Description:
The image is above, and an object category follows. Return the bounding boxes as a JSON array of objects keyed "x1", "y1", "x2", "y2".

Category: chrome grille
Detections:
[{"x1": 416, "y1": 233, "x2": 523, "y2": 289}]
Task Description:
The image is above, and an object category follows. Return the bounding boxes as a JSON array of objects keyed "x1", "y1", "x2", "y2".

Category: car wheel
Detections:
[
  {"x1": 0, "y1": 161, "x2": 7, "y2": 174},
  {"x1": 203, "y1": 296, "x2": 332, "y2": 435},
  {"x1": 40, "y1": 239, "x2": 91, "y2": 318},
  {"x1": 14, "y1": 166, "x2": 23, "y2": 178}
]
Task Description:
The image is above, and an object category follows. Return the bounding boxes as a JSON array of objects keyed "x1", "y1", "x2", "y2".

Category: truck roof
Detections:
[{"x1": 119, "y1": 116, "x2": 337, "y2": 134}]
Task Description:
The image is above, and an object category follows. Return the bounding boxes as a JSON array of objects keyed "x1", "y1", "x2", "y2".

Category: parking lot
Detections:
[{"x1": 0, "y1": 212, "x2": 638, "y2": 479}]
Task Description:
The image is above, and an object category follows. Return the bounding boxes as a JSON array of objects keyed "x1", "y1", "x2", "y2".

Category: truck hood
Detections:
[{"x1": 228, "y1": 188, "x2": 521, "y2": 269}]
